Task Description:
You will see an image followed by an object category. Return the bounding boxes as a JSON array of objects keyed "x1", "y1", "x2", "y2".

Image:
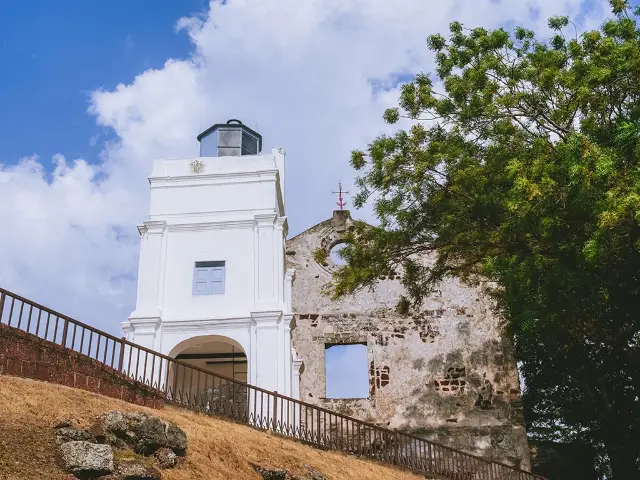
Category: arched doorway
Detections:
[
  {"x1": 169, "y1": 335, "x2": 247, "y2": 383},
  {"x1": 166, "y1": 335, "x2": 249, "y2": 414}
]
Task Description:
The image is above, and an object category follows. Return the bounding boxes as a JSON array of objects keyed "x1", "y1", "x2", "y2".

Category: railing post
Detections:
[
  {"x1": 394, "y1": 431, "x2": 399, "y2": 464},
  {"x1": 273, "y1": 391, "x2": 278, "y2": 432},
  {"x1": 118, "y1": 337, "x2": 126, "y2": 373},
  {"x1": 60, "y1": 318, "x2": 69, "y2": 348},
  {"x1": 0, "y1": 291, "x2": 5, "y2": 324}
]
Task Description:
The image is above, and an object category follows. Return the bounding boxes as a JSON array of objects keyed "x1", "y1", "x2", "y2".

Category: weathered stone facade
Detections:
[{"x1": 286, "y1": 210, "x2": 531, "y2": 470}]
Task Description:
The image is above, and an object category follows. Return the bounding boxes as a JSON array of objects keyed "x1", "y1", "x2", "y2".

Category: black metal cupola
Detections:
[{"x1": 196, "y1": 119, "x2": 263, "y2": 157}]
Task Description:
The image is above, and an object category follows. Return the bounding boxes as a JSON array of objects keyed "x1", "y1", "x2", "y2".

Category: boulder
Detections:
[
  {"x1": 251, "y1": 463, "x2": 327, "y2": 480},
  {"x1": 251, "y1": 463, "x2": 307, "y2": 480},
  {"x1": 133, "y1": 417, "x2": 167, "y2": 454},
  {"x1": 153, "y1": 448, "x2": 178, "y2": 469},
  {"x1": 59, "y1": 441, "x2": 114, "y2": 477},
  {"x1": 88, "y1": 422, "x2": 128, "y2": 449},
  {"x1": 114, "y1": 458, "x2": 162, "y2": 480},
  {"x1": 56, "y1": 427, "x2": 96, "y2": 445},
  {"x1": 252, "y1": 465, "x2": 290, "y2": 480},
  {"x1": 303, "y1": 465, "x2": 327, "y2": 480},
  {"x1": 87, "y1": 422, "x2": 108, "y2": 442},
  {"x1": 162, "y1": 421, "x2": 187, "y2": 455},
  {"x1": 92, "y1": 411, "x2": 187, "y2": 456},
  {"x1": 99, "y1": 412, "x2": 147, "y2": 437}
]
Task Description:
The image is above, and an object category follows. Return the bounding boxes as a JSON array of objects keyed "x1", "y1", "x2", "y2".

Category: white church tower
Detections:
[{"x1": 122, "y1": 120, "x2": 298, "y2": 397}]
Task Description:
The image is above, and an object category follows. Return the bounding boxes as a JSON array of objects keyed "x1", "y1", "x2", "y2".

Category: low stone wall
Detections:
[{"x1": 0, "y1": 323, "x2": 164, "y2": 408}]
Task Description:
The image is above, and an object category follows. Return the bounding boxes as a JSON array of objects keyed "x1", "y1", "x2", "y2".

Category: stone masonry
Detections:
[{"x1": 286, "y1": 210, "x2": 531, "y2": 471}]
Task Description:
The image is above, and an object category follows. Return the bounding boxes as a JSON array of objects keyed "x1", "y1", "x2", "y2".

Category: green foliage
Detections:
[
  {"x1": 313, "y1": 247, "x2": 329, "y2": 267},
  {"x1": 396, "y1": 295, "x2": 411, "y2": 316},
  {"x1": 548, "y1": 16, "x2": 569, "y2": 31},
  {"x1": 332, "y1": 1, "x2": 640, "y2": 478}
]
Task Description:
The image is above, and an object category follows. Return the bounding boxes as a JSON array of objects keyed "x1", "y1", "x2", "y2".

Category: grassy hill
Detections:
[{"x1": 0, "y1": 375, "x2": 423, "y2": 480}]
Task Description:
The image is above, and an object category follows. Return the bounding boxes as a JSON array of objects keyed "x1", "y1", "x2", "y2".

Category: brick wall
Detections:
[{"x1": 0, "y1": 323, "x2": 164, "y2": 409}]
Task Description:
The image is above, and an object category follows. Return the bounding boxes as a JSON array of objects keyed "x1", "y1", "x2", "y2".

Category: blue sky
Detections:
[
  {"x1": 0, "y1": 0, "x2": 204, "y2": 166},
  {"x1": 326, "y1": 344, "x2": 370, "y2": 399}
]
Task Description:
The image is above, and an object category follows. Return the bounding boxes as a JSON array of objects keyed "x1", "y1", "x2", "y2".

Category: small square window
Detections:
[
  {"x1": 325, "y1": 343, "x2": 369, "y2": 399},
  {"x1": 193, "y1": 261, "x2": 225, "y2": 295}
]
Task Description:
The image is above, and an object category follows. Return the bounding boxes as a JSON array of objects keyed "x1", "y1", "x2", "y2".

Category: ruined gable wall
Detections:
[{"x1": 286, "y1": 211, "x2": 531, "y2": 470}]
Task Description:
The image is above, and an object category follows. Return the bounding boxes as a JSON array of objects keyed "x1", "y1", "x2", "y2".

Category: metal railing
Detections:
[{"x1": 0, "y1": 287, "x2": 546, "y2": 480}]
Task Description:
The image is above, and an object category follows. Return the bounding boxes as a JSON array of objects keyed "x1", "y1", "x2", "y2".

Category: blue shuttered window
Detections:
[{"x1": 193, "y1": 261, "x2": 225, "y2": 295}]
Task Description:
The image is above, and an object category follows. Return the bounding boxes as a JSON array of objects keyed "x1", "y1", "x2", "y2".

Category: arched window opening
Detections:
[{"x1": 329, "y1": 242, "x2": 348, "y2": 266}]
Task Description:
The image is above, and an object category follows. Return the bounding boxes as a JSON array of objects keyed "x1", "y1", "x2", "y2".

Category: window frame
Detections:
[
  {"x1": 324, "y1": 342, "x2": 370, "y2": 400},
  {"x1": 192, "y1": 261, "x2": 226, "y2": 296}
]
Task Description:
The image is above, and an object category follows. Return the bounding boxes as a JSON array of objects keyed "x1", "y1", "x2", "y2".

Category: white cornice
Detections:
[
  {"x1": 283, "y1": 313, "x2": 294, "y2": 331},
  {"x1": 159, "y1": 316, "x2": 252, "y2": 331},
  {"x1": 149, "y1": 170, "x2": 279, "y2": 188},
  {"x1": 167, "y1": 219, "x2": 255, "y2": 232},
  {"x1": 138, "y1": 220, "x2": 167, "y2": 237},
  {"x1": 254, "y1": 213, "x2": 278, "y2": 226},
  {"x1": 251, "y1": 310, "x2": 283, "y2": 318},
  {"x1": 275, "y1": 216, "x2": 288, "y2": 236},
  {"x1": 127, "y1": 317, "x2": 162, "y2": 333},
  {"x1": 251, "y1": 310, "x2": 283, "y2": 327},
  {"x1": 150, "y1": 208, "x2": 276, "y2": 220},
  {"x1": 144, "y1": 220, "x2": 168, "y2": 228}
]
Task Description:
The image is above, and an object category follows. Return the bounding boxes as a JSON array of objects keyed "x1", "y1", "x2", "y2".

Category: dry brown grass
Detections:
[{"x1": 0, "y1": 375, "x2": 422, "y2": 480}]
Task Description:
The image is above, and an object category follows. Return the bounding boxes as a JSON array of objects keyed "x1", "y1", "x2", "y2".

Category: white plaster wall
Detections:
[
  {"x1": 161, "y1": 227, "x2": 255, "y2": 320},
  {"x1": 150, "y1": 182, "x2": 278, "y2": 217},
  {"x1": 148, "y1": 153, "x2": 285, "y2": 219},
  {"x1": 130, "y1": 150, "x2": 290, "y2": 322},
  {"x1": 124, "y1": 148, "x2": 297, "y2": 398}
]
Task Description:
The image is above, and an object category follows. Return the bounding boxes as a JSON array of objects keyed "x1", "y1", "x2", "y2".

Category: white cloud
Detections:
[{"x1": 0, "y1": 0, "x2": 609, "y2": 334}]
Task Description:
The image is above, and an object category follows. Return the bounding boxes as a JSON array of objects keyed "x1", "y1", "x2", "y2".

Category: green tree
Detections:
[{"x1": 331, "y1": 1, "x2": 640, "y2": 478}]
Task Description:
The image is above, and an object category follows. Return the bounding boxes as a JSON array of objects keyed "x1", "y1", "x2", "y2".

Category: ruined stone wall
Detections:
[{"x1": 286, "y1": 211, "x2": 531, "y2": 470}]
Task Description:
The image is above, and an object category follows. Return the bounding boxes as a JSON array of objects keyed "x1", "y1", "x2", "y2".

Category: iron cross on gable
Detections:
[{"x1": 331, "y1": 182, "x2": 350, "y2": 211}]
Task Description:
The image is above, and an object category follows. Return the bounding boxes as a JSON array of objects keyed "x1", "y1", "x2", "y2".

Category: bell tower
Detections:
[{"x1": 123, "y1": 120, "x2": 297, "y2": 397}]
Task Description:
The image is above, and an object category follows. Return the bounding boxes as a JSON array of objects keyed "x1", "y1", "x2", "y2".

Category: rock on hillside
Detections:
[{"x1": 55, "y1": 411, "x2": 186, "y2": 480}]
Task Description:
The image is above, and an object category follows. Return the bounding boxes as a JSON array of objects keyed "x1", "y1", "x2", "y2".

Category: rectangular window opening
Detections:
[
  {"x1": 324, "y1": 343, "x2": 369, "y2": 399},
  {"x1": 193, "y1": 261, "x2": 226, "y2": 295}
]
